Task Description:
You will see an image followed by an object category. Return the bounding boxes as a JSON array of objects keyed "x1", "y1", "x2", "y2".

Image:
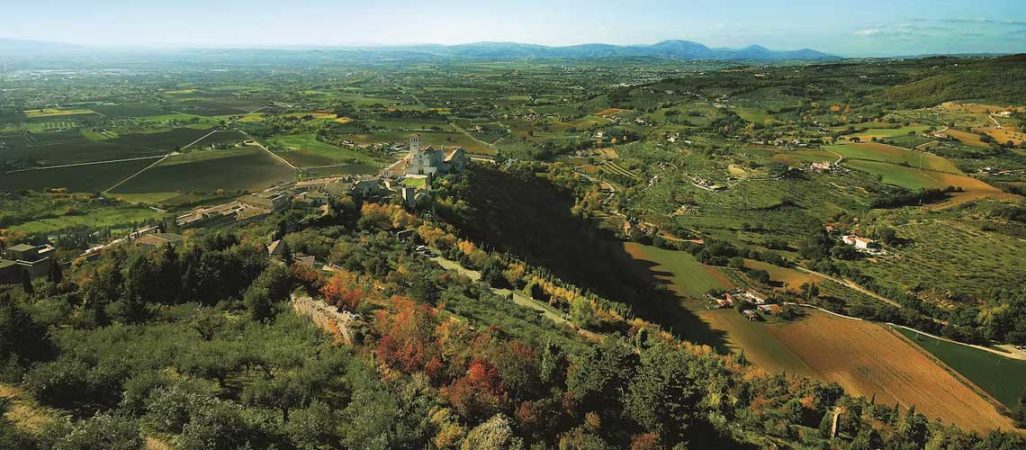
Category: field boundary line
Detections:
[
  {"x1": 99, "y1": 104, "x2": 272, "y2": 193},
  {"x1": 886, "y1": 326, "x2": 1016, "y2": 419},
  {"x1": 102, "y1": 153, "x2": 172, "y2": 193},
  {"x1": 888, "y1": 323, "x2": 1026, "y2": 361},
  {"x1": 240, "y1": 132, "x2": 298, "y2": 170},
  {"x1": 4, "y1": 155, "x2": 164, "y2": 174}
]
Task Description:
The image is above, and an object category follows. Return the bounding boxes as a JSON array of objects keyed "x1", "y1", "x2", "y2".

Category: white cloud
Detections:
[{"x1": 854, "y1": 28, "x2": 882, "y2": 36}]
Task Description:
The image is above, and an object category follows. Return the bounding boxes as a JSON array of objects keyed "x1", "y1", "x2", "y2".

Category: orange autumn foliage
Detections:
[
  {"x1": 374, "y1": 296, "x2": 441, "y2": 373},
  {"x1": 321, "y1": 270, "x2": 364, "y2": 311},
  {"x1": 445, "y1": 359, "x2": 507, "y2": 419}
]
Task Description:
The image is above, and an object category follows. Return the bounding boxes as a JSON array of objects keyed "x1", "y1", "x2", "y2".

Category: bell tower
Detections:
[{"x1": 409, "y1": 134, "x2": 421, "y2": 154}]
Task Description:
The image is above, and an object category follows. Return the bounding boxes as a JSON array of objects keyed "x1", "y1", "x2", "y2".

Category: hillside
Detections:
[{"x1": 880, "y1": 56, "x2": 1026, "y2": 107}]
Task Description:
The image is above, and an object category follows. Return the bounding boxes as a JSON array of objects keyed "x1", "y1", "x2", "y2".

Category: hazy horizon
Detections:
[{"x1": 3, "y1": 0, "x2": 1026, "y2": 57}]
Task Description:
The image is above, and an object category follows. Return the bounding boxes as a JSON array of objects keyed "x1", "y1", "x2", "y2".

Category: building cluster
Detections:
[
  {"x1": 78, "y1": 225, "x2": 185, "y2": 262},
  {"x1": 708, "y1": 289, "x2": 780, "y2": 320},
  {"x1": 176, "y1": 190, "x2": 291, "y2": 228},
  {"x1": 0, "y1": 243, "x2": 55, "y2": 284},
  {"x1": 809, "y1": 161, "x2": 835, "y2": 173},
  {"x1": 383, "y1": 134, "x2": 469, "y2": 179},
  {"x1": 621, "y1": 218, "x2": 659, "y2": 240},
  {"x1": 175, "y1": 134, "x2": 470, "y2": 229}
]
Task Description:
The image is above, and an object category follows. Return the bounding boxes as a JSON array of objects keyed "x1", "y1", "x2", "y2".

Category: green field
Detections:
[
  {"x1": 22, "y1": 108, "x2": 97, "y2": 119},
  {"x1": 113, "y1": 147, "x2": 296, "y2": 194},
  {"x1": 844, "y1": 159, "x2": 947, "y2": 190},
  {"x1": 827, "y1": 142, "x2": 962, "y2": 174},
  {"x1": 268, "y1": 133, "x2": 381, "y2": 167},
  {"x1": 8, "y1": 204, "x2": 163, "y2": 235},
  {"x1": 735, "y1": 107, "x2": 778, "y2": 125},
  {"x1": 624, "y1": 242, "x2": 730, "y2": 297},
  {"x1": 0, "y1": 192, "x2": 166, "y2": 235},
  {"x1": 897, "y1": 328, "x2": 1026, "y2": 410}
]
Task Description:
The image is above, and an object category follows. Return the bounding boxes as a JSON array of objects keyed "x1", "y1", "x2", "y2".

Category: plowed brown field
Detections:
[{"x1": 692, "y1": 309, "x2": 1018, "y2": 434}]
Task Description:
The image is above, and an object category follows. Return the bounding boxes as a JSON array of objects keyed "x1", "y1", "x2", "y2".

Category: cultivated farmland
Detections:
[
  {"x1": 112, "y1": 147, "x2": 296, "y2": 194},
  {"x1": 624, "y1": 242, "x2": 732, "y2": 296}
]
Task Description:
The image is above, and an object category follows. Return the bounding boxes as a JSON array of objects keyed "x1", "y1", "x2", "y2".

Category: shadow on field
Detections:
[
  {"x1": 447, "y1": 166, "x2": 728, "y2": 351},
  {"x1": 625, "y1": 253, "x2": 732, "y2": 353}
]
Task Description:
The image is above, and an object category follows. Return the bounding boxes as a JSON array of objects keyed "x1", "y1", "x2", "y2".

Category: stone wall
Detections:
[{"x1": 291, "y1": 294, "x2": 361, "y2": 345}]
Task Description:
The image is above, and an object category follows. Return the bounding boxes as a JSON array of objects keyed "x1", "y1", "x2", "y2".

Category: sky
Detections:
[{"x1": 2, "y1": 0, "x2": 1025, "y2": 56}]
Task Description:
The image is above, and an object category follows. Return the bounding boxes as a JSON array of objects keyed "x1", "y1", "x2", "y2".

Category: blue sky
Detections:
[{"x1": 3, "y1": 0, "x2": 1025, "y2": 56}]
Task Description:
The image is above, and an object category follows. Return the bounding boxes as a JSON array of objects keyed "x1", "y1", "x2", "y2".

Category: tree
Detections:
[
  {"x1": 566, "y1": 338, "x2": 638, "y2": 412},
  {"x1": 461, "y1": 414, "x2": 520, "y2": 450},
  {"x1": 42, "y1": 413, "x2": 145, "y2": 450},
  {"x1": 49, "y1": 261, "x2": 63, "y2": 284},
  {"x1": 321, "y1": 270, "x2": 364, "y2": 312},
  {"x1": 244, "y1": 285, "x2": 274, "y2": 323},
  {"x1": 799, "y1": 282, "x2": 820, "y2": 301},
  {"x1": 175, "y1": 403, "x2": 261, "y2": 450},
  {"x1": 0, "y1": 296, "x2": 55, "y2": 371},
  {"x1": 20, "y1": 269, "x2": 34, "y2": 295},
  {"x1": 624, "y1": 345, "x2": 702, "y2": 442},
  {"x1": 445, "y1": 359, "x2": 507, "y2": 421}
]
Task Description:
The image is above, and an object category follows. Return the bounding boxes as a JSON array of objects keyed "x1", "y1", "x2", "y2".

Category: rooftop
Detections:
[{"x1": 7, "y1": 243, "x2": 35, "y2": 252}]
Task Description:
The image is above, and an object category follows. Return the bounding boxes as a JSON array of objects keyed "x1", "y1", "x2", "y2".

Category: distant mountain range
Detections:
[
  {"x1": 390, "y1": 40, "x2": 840, "y2": 61},
  {"x1": 0, "y1": 38, "x2": 839, "y2": 62}
]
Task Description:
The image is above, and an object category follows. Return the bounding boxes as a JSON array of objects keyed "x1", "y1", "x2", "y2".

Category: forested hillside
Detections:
[{"x1": 881, "y1": 56, "x2": 1026, "y2": 107}]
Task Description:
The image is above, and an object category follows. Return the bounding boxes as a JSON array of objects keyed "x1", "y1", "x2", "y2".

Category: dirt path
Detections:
[
  {"x1": 240, "y1": 132, "x2": 299, "y2": 170},
  {"x1": 450, "y1": 121, "x2": 497, "y2": 152},
  {"x1": 793, "y1": 266, "x2": 906, "y2": 310},
  {"x1": 4, "y1": 154, "x2": 164, "y2": 174},
  {"x1": 103, "y1": 153, "x2": 172, "y2": 193}
]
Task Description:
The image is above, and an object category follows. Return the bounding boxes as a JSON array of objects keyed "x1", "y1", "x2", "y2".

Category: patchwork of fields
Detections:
[
  {"x1": 624, "y1": 242, "x2": 1018, "y2": 433},
  {"x1": 896, "y1": 328, "x2": 1026, "y2": 412}
]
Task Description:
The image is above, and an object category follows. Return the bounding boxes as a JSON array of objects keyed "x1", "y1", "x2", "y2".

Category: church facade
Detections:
[{"x1": 405, "y1": 134, "x2": 469, "y2": 176}]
